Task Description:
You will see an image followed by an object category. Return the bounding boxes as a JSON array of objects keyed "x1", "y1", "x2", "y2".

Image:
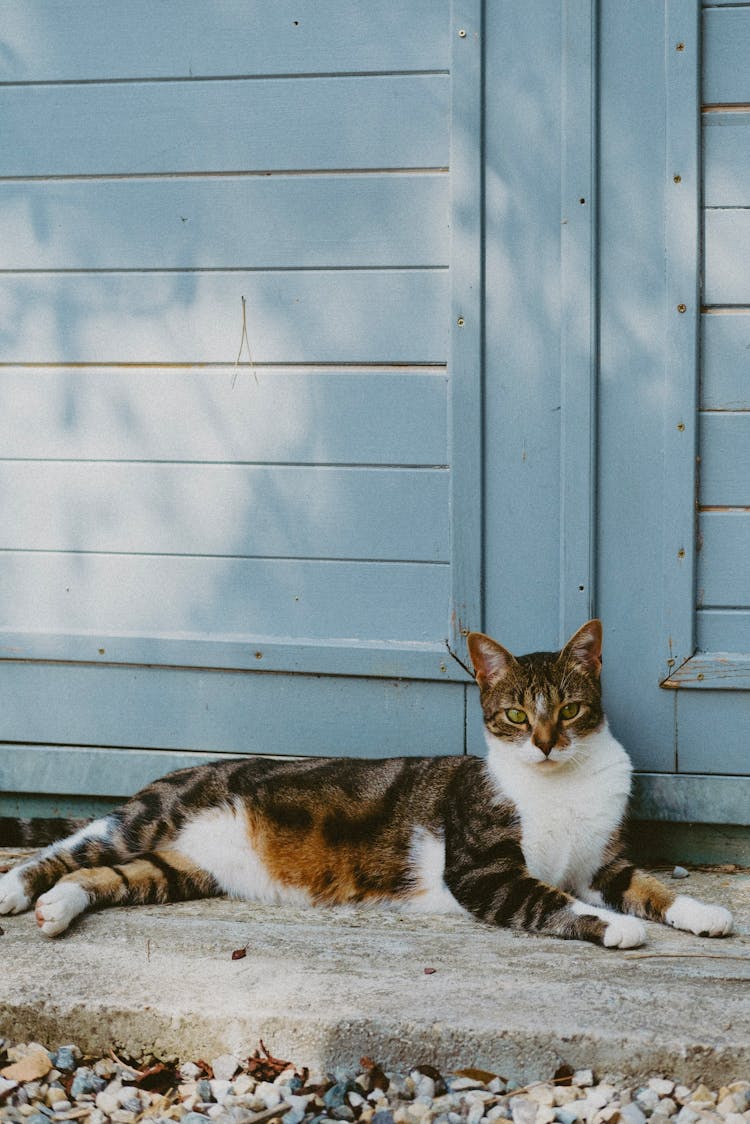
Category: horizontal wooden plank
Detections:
[
  {"x1": 0, "y1": 633, "x2": 468, "y2": 681},
  {"x1": 697, "y1": 510, "x2": 750, "y2": 607},
  {"x1": 696, "y1": 608, "x2": 750, "y2": 653},
  {"x1": 703, "y1": 114, "x2": 750, "y2": 207},
  {"x1": 0, "y1": 368, "x2": 448, "y2": 464},
  {"x1": 703, "y1": 7, "x2": 750, "y2": 105},
  {"x1": 0, "y1": 664, "x2": 466, "y2": 757},
  {"x1": 0, "y1": 175, "x2": 449, "y2": 270},
  {"x1": 0, "y1": 271, "x2": 449, "y2": 364},
  {"x1": 701, "y1": 313, "x2": 750, "y2": 409},
  {"x1": 0, "y1": 76, "x2": 449, "y2": 177},
  {"x1": 0, "y1": 463, "x2": 450, "y2": 561},
  {"x1": 0, "y1": 552, "x2": 449, "y2": 644},
  {"x1": 703, "y1": 210, "x2": 750, "y2": 305},
  {"x1": 699, "y1": 413, "x2": 750, "y2": 506},
  {"x1": 1, "y1": 1, "x2": 450, "y2": 82}
]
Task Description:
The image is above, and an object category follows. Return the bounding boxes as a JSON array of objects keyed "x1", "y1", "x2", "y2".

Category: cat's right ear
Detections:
[{"x1": 466, "y1": 632, "x2": 516, "y2": 688}]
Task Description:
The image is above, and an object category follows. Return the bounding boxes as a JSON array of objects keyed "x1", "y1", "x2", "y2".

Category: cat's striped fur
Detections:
[{"x1": 0, "y1": 621, "x2": 733, "y2": 945}]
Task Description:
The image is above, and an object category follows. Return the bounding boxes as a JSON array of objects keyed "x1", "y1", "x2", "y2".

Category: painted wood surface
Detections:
[
  {"x1": 0, "y1": 1, "x2": 450, "y2": 81},
  {"x1": 699, "y1": 414, "x2": 750, "y2": 505},
  {"x1": 0, "y1": 664, "x2": 466, "y2": 759},
  {"x1": 704, "y1": 211, "x2": 750, "y2": 306},
  {"x1": 703, "y1": 6, "x2": 750, "y2": 105},
  {"x1": 0, "y1": 175, "x2": 449, "y2": 270},
  {"x1": 697, "y1": 609, "x2": 750, "y2": 653},
  {"x1": 0, "y1": 552, "x2": 449, "y2": 643},
  {"x1": 0, "y1": 77, "x2": 449, "y2": 177},
  {"x1": 0, "y1": 368, "x2": 448, "y2": 465},
  {"x1": 698, "y1": 512, "x2": 750, "y2": 607},
  {"x1": 0, "y1": 272, "x2": 449, "y2": 365},
  {"x1": 702, "y1": 315, "x2": 750, "y2": 409},
  {"x1": 704, "y1": 115, "x2": 750, "y2": 208}
]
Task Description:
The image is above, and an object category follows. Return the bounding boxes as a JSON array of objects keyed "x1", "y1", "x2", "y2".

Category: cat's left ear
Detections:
[
  {"x1": 559, "y1": 619, "x2": 603, "y2": 677},
  {"x1": 466, "y1": 632, "x2": 517, "y2": 687}
]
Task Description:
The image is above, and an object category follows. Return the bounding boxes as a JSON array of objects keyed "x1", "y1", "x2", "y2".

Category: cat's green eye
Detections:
[
  {"x1": 560, "y1": 702, "x2": 580, "y2": 721},
  {"x1": 505, "y1": 707, "x2": 528, "y2": 725}
]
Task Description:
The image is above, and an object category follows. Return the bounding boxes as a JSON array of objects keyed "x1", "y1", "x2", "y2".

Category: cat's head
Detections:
[{"x1": 466, "y1": 620, "x2": 604, "y2": 768}]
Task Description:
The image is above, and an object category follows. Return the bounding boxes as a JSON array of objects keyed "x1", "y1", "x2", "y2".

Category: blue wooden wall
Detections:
[{"x1": 0, "y1": 1, "x2": 747, "y2": 826}]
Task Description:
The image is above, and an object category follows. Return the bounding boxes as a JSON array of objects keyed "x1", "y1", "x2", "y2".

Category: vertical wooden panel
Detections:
[
  {"x1": 448, "y1": 0, "x2": 483, "y2": 665},
  {"x1": 559, "y1": 0, "x2": 598, "y2": 640},
  {"x1": 661, "y1": 0, "x2": 701, "y2": 675}
]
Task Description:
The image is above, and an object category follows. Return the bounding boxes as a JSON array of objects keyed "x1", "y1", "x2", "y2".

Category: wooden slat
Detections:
[
  {"x1": 0, "y1": 175, "x2": 449, "y2": 270},
  {"x1": 0, "y1": 271, "x2": 449, "y2": 364},
  {"x1": 699, "y1": 413, "x2": 750, "y2": 506},
  {"x1": 703, "y1": 7, "x2": 750, "y2": 105},
  {"x1": 0, "y1": 463, "x2": 449, "y2": 562},
  {"x1": 0, "y1": 552, "x2": 448, "y2": 643},
  {"x1": 0, "y1": 665, "x2": 465, "y2": 758},
  {"x1": 0, "y1": 1, "x2": 450, "y2": 82},
  {"x1": 703, "y1": 114, "x2": 750, "y2": 207},
  {"x1": 697, "y1": 608, "x2": 750, "y2": 653},
  {"x1": 704, "y1": 210, "x2": 750, "y2": 306},
  {"x1": 0, "y1": 76, "x2": 449, "y2": 177},
  {"x1": 701, "y1": 313, "x2": 750, "y2": 408},
  {"x1": 0, "y1": 368, "x2": 448, "y2": 464},
  {"x1": 698, "y1": 511, "x2": 750, "y2": 607}
]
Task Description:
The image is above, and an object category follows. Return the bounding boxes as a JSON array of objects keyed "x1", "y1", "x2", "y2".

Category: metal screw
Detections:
[
  {"x1": 697, "y1": 673, "x2": 705, "y2": 681},
  {"x1": 667, "y1": 658, "x2": 676, "y2": 667},
  {"x1": 676, "y1": 42, "x2": 685, "y2": 51},
  {"x1": 457, "y1": 317, "x2": 465, "y2": 327},
  {"x1": 254, "y1": 651, "x2": 263, "y2": 659},
  {"x1": 440, "y1": 663, "x2": 447, "y2": 673},
  {"x1": 677, "y1": 422, "x2": 685, "y2": 431},
  {"x1": 458, "y1": 28, "x2": 467, "y2": 37},
  {"x1": 673, "y1": 174, "x2": 682, "y2": 184},
  {"x1": 677, "y1": 304, "x2": 687, "y2": 313},
  {"x1": 678, "y1": 548, "x2": 686, "y2": 559}
]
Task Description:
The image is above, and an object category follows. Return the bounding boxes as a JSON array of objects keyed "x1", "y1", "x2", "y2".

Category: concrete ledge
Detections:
[{"x1": 0, "y1": 861, "x2": 749, "y2": 1085}]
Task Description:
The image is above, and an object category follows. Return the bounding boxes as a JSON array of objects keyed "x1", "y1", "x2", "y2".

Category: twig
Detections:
[
  {"x1": 232, "y1": 295, "x2": 257, "y2": 387},
  {"x1": 444, "y1": 639, "x2": 475, "y2": 680}
]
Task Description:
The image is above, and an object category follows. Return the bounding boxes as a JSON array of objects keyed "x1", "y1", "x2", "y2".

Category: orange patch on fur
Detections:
[{"x1": 622, "y1": 871, "x2": 676, "y2": 919}]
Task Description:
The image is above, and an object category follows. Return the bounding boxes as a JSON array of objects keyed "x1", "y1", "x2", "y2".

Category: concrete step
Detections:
[{"x1": 0, "y1": 859, "x2": 748, "y2": 1085}]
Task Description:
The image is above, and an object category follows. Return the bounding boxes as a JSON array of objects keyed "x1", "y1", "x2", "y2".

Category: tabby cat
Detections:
[{"x1": 0, "y1": 621, "x2": 733, "y2": 946}]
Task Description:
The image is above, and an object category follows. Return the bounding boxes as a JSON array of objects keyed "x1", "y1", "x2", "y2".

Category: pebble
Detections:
[
  {"x1": 0, "y1": 1038, "x2": 749, "y2": 1124},
  {"x1": 670, "y1": 867, "x2": 689, "y2": 880}
]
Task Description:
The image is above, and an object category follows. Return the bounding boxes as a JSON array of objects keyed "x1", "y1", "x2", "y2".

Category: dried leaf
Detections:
[
  {"x1": 136, "y1": 1062, "x2": 180, "y2": 1093},
  {"x1": 0, "y1": 1050, "x2": 53, "y2": 1083},
  {"x1": 423, "y1": 967, "x2": 437, "y2": 975},
  {"x1": 454, "y1": 1068, "x2": 498, "y2": 1084},
  {"x1": 231, "y1": 948, "x2": 247, "y2": 961}
]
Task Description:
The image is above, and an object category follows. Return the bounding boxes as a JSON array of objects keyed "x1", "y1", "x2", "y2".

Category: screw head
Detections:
[
  {"x1": 458, "y1": 28, "x2": 467, "y2": 37},
  {"x1": 677, "y1": 304, "x2": 687, "y2": 314},
  {"x1": 457, "y1": 317, "x2": 465, "y2": 327}
]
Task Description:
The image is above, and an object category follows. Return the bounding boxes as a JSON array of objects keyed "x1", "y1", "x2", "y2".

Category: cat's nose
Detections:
[{"x1": 532, "y1": 728, "x2": 556, "y2": 755}]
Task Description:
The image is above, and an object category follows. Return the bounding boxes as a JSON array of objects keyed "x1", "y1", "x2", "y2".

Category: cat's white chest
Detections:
[{"x1": 486, "y1": 727, "x2": 632, "y2": 893}]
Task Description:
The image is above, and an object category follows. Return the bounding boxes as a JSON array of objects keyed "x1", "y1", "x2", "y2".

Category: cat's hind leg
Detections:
[
  {"x1": 35, "y1": 848, "x2": 220, "y2": 936},
  {"x1": 592, "y1": 860, "x2": 733, "y2": 937},
  {"x1": 0, "y1": 815, "x2": 121, "y2": 918}
]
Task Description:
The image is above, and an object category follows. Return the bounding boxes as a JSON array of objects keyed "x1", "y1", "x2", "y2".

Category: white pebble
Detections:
[
  {"x1": 95, "y1": 1091, "x2": 120, "y2": 1115},
  {"x1": 619, "y1": 1104, "x2": 647, "y2": 1124},
  {"x1": 636, "y1": 1089, "x2": 662, "y2": 1113},
  {"x1": 210, "y1": 1055, "x2": 241, "y2": 1082},
  {"x1": 674, "y1": 1109, "x2": 701, "y2": 1124},
  {"x1": 180, "y1": 1063, "x2": 203, "y2": 1082},
  {"x1": 671, "y1": 866, "x2": 689, "y2": 879},
  {"x1": 510, "y1": 1097, "x2": 538, "y2": 1124},
  {"x1": 574, "y1": 1073, "x2": 595, "y2": 1089},
  {"x1": 207, "y1": 1107, "x2": 225, "y2": 1120},
  {"x1": 233, "y1": 1074, "x2": 255, "y2": 1096},
  {"x1": 658, "y1": 1099, "x2": 678, "y2": 1117},
  {"x1": 649, "y1": 1082, "x2": 676, "y2": 1098}
]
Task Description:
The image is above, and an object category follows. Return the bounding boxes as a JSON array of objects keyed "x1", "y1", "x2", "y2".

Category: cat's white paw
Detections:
[
  {"x1": 0, "y1": 869, "x2": 32, "y2": 914},
  {"x1": 35, "y1": 883, "x2": 90, "y2": 937},
  {"x1": 665, "y1": 894, "x2": 733, "y2": 937},
  {"x1": 602, "y1": 915, "x2": 646, "y2": 949}
]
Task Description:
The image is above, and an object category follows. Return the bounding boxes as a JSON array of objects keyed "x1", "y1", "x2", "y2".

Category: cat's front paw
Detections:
[
  {"x1": 665, "y1": 894, "x2": 733, "y2": 937},
  {"x1": 0, "y1": 869, "x2": 32, "y2": 915},
  {"x1": 35, "y1": 883, "x2": 90, "y2": 937},
  {"x1": 602, "y1": 915, "x2": 646, "y2": 949}
]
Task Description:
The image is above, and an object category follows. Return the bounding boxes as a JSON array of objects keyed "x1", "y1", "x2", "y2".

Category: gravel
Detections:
[{"x1": 1, "y1": 1040, "x2": 749, "y2": 1124}]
